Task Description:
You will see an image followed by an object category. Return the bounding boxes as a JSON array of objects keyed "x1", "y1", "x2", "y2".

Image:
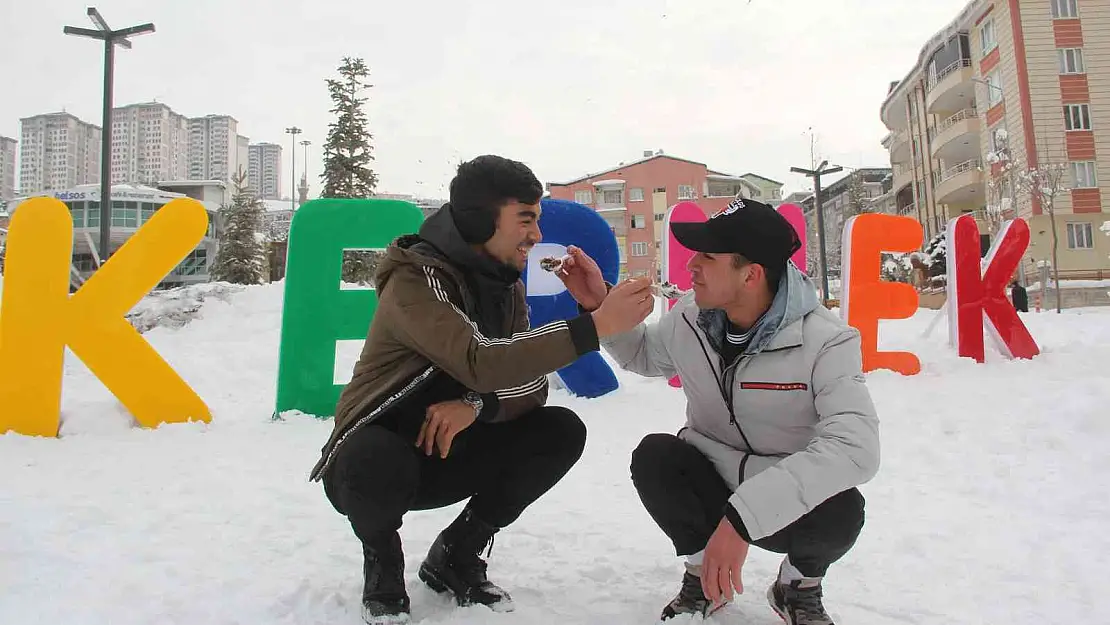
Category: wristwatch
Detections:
[{"x1": 462, "y1": 391, "x2": 483, "y2": 418}]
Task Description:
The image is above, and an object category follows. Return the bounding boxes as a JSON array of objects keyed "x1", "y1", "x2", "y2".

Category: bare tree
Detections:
[{"x1": 1014, "y1": 161, "x2": 1070, "y2": 313}]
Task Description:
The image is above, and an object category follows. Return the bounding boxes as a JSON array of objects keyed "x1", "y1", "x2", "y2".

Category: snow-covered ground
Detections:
[{"x1": 3, "y1": 282, "x2": 1110, "y2": 624}]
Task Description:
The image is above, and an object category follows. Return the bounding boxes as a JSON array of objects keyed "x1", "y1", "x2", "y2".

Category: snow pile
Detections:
[
  {"x1": 124, "y1": 282, "x2": 247, "y2": 333},
  {"x1": 2, "y1": 284, "x2": 1110, "y2": 624}
]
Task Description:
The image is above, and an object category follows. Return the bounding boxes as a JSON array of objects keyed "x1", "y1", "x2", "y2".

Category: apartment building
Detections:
[
  {"x1": 187, "y1": 115, "x2": 249, "y2": 183},
  {"x1": 111, "y1": 102, "x2": 190, "y2": 185},
  {"x1": 1, "y1": 136, "x2": 16, "y2": 201},
  {"x1": 18, "y1": 112, "x2": 102, "y2": 195},
  {"x1": 880, "y1": 0, "x2": 1110, "y2": 279},
  {"x1": 248, "y1": 143, "x2": 282, "y2": 200},
  {"x1": 547, "y1": 151, "x2": 783, "y2": 279}
]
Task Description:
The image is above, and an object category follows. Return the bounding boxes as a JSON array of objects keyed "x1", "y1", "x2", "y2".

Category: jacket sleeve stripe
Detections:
[
  {"x1": 495, "y1": 376, "x2": 548, "y2": 399},
  {"x1": 422, "y1": 266, "x2": 569, "y2": 346}
]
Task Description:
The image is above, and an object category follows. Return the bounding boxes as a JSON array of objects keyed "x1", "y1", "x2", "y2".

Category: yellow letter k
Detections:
[{"x1": 0, "y1": 197, "x2": 212, "y2": 437}]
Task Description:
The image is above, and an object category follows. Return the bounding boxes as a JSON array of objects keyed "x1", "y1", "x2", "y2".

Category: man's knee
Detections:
[
  {"x1": 325, "y1": 425, "x2": 420, "y2": 514},
  {"x1": 798, "y1": 487, "x2": 866, "y2": 549},
  {"x1": 535, "y1": 405, "x2": 587, "y2": 464},
  {"x1": 630, "y1": 433, "x2": 684, "y2": 484}
]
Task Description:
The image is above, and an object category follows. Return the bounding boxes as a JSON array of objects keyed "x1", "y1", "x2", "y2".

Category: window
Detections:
[
  {"x1": 1058, "y1": 48, "x2": 1085, "y2": 74},
  {"x1": 1064, "y1": 104, "x2": 1092, "y2": 131},
  {"x1": 1067, "y1": 222, "x2": 1093, "y2": 249},
  {"x1": 630, "y1": 242, "x2": 649, "y2": 257},
  {"x1": 1052, "y1": 0, "x2": 1078, "y2": 18},
  {"x1": 1071, "y1": 161, "x2": 1098, "y2": 188},
  {"x1": 985, "y1": 70, "x2": 1003, "y2": 107},
  {"x1": 141, "y1": 202, "x2": 157, "y2": 222},
  {"x1": 574, "y1": 190, "x2": 592, "y2": 204},
  {"x1": 678, "y1": 185, "x2": 695, "y2": 200},
  {"x1": 601, "y1": 189, "x2": 622, "y2": 204},
  {"x1": 631, "y1": 214, "x2": 646, "y2": 229},
  {"x1": 629, "y1": 187, "x2": 644, "y2": 202},
  {"x1": 979, "y1": 19, "x2": 997, "y2": 55}
]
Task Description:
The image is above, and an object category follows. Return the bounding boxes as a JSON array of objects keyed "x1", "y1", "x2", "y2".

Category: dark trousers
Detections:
[
  {"x1": 322, "y1": 405, "x2": 587, "y2": 548},
  {"x1": 630, "y1": 433, "x2": 865, "y2": 578}
]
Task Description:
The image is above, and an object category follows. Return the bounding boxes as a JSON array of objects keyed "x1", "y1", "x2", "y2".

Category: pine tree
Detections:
[
  {"x1": 211, "y1": 167, "x2": 267, "y2": 285},
  {"x1": 321, "y1": 56, "x2": 381, "y2": 285}
]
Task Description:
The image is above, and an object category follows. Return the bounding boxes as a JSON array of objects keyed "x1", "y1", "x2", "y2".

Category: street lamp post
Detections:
[
  {"x1": 64, "y1": 7, "x2": 155, "y2": 263},
  {"x1": 790, "y1": 160, "x2": 843, "y2": 301},
  {"x1": 285, "y1": 127, "x2": 302, "y2": 213}
]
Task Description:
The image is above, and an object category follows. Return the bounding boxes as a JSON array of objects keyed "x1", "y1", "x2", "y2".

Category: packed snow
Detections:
[{"x1": 2, "y1": 281, "x2": 1110, "y2": 624}]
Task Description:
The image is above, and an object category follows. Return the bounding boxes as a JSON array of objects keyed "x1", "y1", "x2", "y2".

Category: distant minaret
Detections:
[{"x1": 297, "y1": 170, "x2": 309, "y2": 206}]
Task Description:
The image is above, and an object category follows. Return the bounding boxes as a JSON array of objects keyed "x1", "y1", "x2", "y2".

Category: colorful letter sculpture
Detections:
[
  {"x1": 839, "y1": 213, "x2": 924, "y2": 375},
  {"x1": 661, "y1": 201, "x2": 706, "y2": 387},
  {"x1": 945, "y1": 214, "x2": 1039, "y2": 362},
  {"x1": 776, "y1": 203, "x2": 808, "y2": 274},
  {"x1": 275, "y1": 198, "x2": 425, "y2": 418},
  {"x1": 661, "y1": 201, "x2": 810, "y2": 386},
  {"x1": 522, "y1": 197, "x2": 620, "y2": 398},
  {"x1": 0, "y1": 197, "x2": 212, "y2": 437}
]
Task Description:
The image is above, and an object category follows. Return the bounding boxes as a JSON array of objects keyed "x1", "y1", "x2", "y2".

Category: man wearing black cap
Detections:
[
  {"x1": 557, "y1": 197, "x2": 879, "y2": 625},
  {"x1": 310, "y1": 155, "x2": 655, "y2": 624}
]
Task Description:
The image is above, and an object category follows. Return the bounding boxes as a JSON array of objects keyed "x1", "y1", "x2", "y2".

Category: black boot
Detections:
[
  {"x1": 361, "y1": 532, "x2": 410, "y2": 624},
  {"x1": 417, "y1": 506, "x2": 513, "y2": 611}
]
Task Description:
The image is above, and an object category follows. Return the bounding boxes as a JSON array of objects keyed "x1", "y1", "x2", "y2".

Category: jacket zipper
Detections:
[{"x1": 681, "y1": 314, "x2": 758, "y2": 454}]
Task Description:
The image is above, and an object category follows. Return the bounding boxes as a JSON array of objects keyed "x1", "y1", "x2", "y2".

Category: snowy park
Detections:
[{"x1": 2, "y1": 279, "x2": 1109, "y2": 625}]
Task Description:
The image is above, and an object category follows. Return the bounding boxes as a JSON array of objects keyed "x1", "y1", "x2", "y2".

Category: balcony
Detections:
[
  {"x1": 930, "y1": 108, "x2": 980, "y2": 162},
  {"x1": 926, "y1": 59, "x2": 975, "y2": 114},
  {"x1": 934, "y1": 159, "x2": 984, "y2": 205},
  {"x1": 883, "y1": 128, "x2": 912, "y2": 164},
  {"x1": 892, "y1": 163, "x2": 916, "y2": 193}
]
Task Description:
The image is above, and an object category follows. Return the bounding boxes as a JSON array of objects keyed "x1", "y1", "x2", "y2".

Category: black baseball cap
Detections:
[{"x1": 670, "y1": 197, "x2": 801, "y2": 270}]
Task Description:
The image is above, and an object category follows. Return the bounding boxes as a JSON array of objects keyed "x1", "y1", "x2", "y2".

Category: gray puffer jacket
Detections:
[{"x1": 602, "y1": 264, "x2": 879, "y2": 540}]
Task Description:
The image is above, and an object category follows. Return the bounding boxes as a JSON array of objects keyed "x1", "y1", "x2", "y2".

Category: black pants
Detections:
[
  {"x1": 630, "y1": 433, "x2": 865, "y2": 578},
  {"x1": 322, "y1": 405, "x2": 587, "y2": 548}
]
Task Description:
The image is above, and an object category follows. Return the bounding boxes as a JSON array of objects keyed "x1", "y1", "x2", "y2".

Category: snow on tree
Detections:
[
  {"x1": 320, "y1": 56, "x2": 382, "y2": 285},
  {"x1": 1014, "y1": 161, "x2": 1070, "y2": 313},
  {"x1": 210, "y1": 168, "x2": 267, "y2": 285}
]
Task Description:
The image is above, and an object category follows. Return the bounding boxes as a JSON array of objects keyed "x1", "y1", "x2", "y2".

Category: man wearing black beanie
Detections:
[{"x1": 310, "y1": 155, "x2": 655, "y2": 624}]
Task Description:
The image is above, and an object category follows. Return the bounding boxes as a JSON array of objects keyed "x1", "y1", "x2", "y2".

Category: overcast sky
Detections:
[{"x1": 1, "y1": 0, "x2": 971, "y2": 200}]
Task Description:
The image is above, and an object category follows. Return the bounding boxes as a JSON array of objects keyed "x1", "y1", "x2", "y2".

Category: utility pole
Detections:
[
  {"x1": 64, "y1": 7, "x2": 155, "y2": 264},
  {"x1": 285, "y1": 127, "x2": 302, "y2": 213},
  {"x1": 790, "y1": 160, "x2": 842, "y2": 301}
]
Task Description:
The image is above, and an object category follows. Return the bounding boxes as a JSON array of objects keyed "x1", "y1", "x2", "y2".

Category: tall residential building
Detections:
[
  {"x1": 18, "y1": 112, "x2": 102, "y2": 195},
  {"x1": 880, "y1": 0, "x2": 1110, "y2": 279},
  {"x1": 248, "y1": 143, "x2": 282, "y2": 199},
  {"x1": 547, "y1": 151, "x2": 784, "y2": 279},
  {"x1": 1, "y1": 136, "x2": 17, "y2": 201},
  {"x1": 187, "y1": 115, "x2": 243, "y2": 184},
  {"x1": 111, "y1": 102, "x2": 189, "y2": 186}
]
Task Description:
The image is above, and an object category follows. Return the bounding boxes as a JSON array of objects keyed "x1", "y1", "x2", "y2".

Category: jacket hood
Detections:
[
  {"x1": 697, "y1": 261, "x2": 821, "y2": 357},
  {"x1": 373, "y1": 204, "x2": 520, "y2": 293}
]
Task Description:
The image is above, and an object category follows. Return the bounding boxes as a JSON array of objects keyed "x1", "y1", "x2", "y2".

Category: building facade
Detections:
[
  {"x1": 110, "y1": 103, "x2": 190, "y2": 186},
  {"x1": 881, "y1": 0, "x2": 1110, "y2": 280},
  {"x1": 18, "y1": 112, "x2": 102, "y2": 195},
  {"x1": 188, "y1": 115, "x2": 247, "y2": 184},
  {"x1": 547, "y1": 152, "x2": 784, "y2": 279},
  {"x1": 249, "y1": 143, "x2": 282, "y2": 200},
  {"x1": 0, "y1": 136, "x2": 16, "y2": 201},
  {"x1": 6, "y1": 183, "x2": 219, "y2": 287}
]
